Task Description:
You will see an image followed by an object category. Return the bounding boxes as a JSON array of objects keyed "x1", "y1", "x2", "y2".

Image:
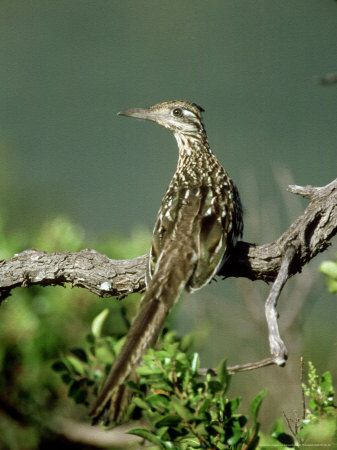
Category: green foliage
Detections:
[
  {"x1": 261, "y1": 362, "x2": 337, "y2": 447},
  {"x1": 53, "y1": 308, "x2": 266, "y2": 448},
  {"x1": 298, "y1": 361, "x2": 337, "y2": 445},
  {"x1": 320, "y1": 256, "x2": 337, "y2": 294},
  {"x1": 127, "y1": 332, "x2": 266, "y2": 449},
  {"x1": 53, "y1": 308, "x2": 337, "y2": 448},
  {"x1": 268, "y1": 419, "x2": 295, "y2": 447},
  {"x1": 50, "y1": 310, "x2": 128, "y2": 408}
]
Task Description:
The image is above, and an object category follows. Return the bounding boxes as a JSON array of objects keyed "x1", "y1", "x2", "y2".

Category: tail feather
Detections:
[{"x1": 89, "y1": 241, "x2": 196, "y2": 424}]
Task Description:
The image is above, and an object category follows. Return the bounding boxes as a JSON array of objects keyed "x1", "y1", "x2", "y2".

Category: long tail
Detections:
[{"x1": 89, "y1": 241, "x2": 196, "y2": 425}]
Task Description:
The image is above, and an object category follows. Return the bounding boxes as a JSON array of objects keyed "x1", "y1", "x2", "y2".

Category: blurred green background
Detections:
[{"x1": 0, "y1": 0, "x2": 336, "y2": 448}]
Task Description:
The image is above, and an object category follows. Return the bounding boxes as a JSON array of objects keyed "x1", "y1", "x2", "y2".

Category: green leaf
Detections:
[
  {"x1": 61, "y1": 373, "x2": 72, "y2": 384},
  {"x1": 180, "y1": 333, "x2": 194, "y2": 352},
  {"x1": 211, "y1": 423, "x2": 224, "y2": 434},
  {"x1": 208, "y1": 380, "x2": 222, "y2": 393},
  {"x1": 320, "y1": 260, "x2": 337, "y2": 293},
  {"x1": 70, "y1": 347, "x2": 88, "y2": 362},
  {"x1": 166, "y1": 342, "x2": 180, "y2": 356},
  {"x1": 137, "y1": 365, "x2": 163, "y2": 376},
  {"x1": 275, "y1": 432, "x2": 295, "y2": 446},
  {"x1": 154, "y1": 413, "x2": 181, "y2": 427},
  {"x1": 132, "y1": 397, "x2": 151, "y2": 411},
  {"x1": 217, "y1": 358, "x2": 230, "y2": 388},
  {"x1": 194, "y1": 423, "x2": 206, "y2": 436},
  {"x1": 147, "y1": 394, "x2": 170, "y2": 409},
  {"x1": 326, "y1": 278, "x2": 337, "y2": 293},
  {"x1": 124, "y1": 380, "x2": 143, "y2": 395},
  {"x1": 238, "y1": 414, "x2": 248, "y2": 428},
  {"x1": 309, "y1": 397, "x2": 318, "y2": 410},
  {"x1": 270, "y1": 418, "x2": 286, "y2": 436},
  {"x1": 91, "y1": 308, "x2": 109, "y2": 338},
  {"x1": 127, "y1": 428, "x2": 163, "y2": 446},
  {"x1": 65, "y1": 355, "x2": 85, "y2": 375},
  {"x1": 179, "y1": 436, "x2": 200, "y2": 447},
  {"x1": 95, "y1": 346, "x2": 114, "y2": 366},
  {"x1": 170, "y1": 396, "x2": 193, "y2": 421},
  {"x1": 227, "y1": 397, "x2": 241, "y2": 415},
  {"x1": 250, "y1": 389, "x2": 267, "y2": 423},
  {"x1": 51, "y1": 361, "x2": 68, "y2": 372},
  {"x1": 155, "y1": 350, "x2": 171, "y2": 359},
  {"x1": 86, "y1": 333, "x2": 96, "y2": 344},
  {"x1": 227, "y1": 428, "x2": 243, "y2": 445},
  {"x1": 320, "y1": 371, "x2": 334, "y2": 397},
  {"x1": 199, "y1": 397, "x2": 211, "y2": 413},
  {"x1": 190, "y1": 353, "x2": 200, "y2": 374},
  {"x1": 68, "y1": 380, "x2": 87, "y2": 404},
  {"x1": 157, "y1": 426, "x2": 169, "y2": 439},
  {"x1": 111, "y1": 335, "x2": 125, "y2": 355},
  {"x1": 320, "y1": 261, "x2": 337, "y2": 278}
]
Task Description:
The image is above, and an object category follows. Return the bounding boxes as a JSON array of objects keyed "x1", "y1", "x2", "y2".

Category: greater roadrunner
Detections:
[{"x1": 90, "y1": 100, "x2": 243, "y2": 424}]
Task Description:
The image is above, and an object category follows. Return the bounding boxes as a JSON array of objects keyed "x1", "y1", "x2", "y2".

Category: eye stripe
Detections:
[{"x1": 183, "y1": 109, "x2": 196, "y2": 118}]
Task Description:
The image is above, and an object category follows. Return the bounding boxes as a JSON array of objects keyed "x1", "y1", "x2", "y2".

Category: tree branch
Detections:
[{"x1": 0, "y1": 179, "x2": 336, "y2": 303}]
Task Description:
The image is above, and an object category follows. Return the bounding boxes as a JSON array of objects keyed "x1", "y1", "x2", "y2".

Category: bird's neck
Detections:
[
  {"x1": 174, "y1": 130, "x2": 211, "y2": 156},
  {"x1": 175, "y1": 132, "x2": 216, "y2": 180}
]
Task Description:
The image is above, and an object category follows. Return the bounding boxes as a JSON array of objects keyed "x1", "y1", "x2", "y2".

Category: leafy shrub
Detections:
[{"x1": 54, "y1": 309, "x2": 268, "y2": 448}]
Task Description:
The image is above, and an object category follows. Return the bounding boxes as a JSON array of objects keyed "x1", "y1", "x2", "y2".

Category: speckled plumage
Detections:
[
  {"x1": 150, "y1": 122, "x2": 242, "y2": 290},
  {"x1": 90, "y1": 100, "x2": 243, "y2": 425}
]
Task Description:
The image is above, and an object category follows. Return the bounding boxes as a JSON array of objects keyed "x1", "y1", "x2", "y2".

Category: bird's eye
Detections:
[{"x1": 172, "y1": 108, "x2": 183, "y2": 117}]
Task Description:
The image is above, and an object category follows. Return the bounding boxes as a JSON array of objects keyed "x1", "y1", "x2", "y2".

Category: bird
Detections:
[{"x1": 90, "y1": 100, "x2": 243, "y2": 425}]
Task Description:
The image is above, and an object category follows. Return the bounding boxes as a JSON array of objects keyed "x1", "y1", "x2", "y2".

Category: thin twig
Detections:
[
  {"x1": 288, "y1": 184, "x2": 317, "y2": 199},
  {"x1": 265, "y1": 245, "x2": 296, "y2": 365},
  {"x1": 198, "y1": 357, "x2": 276, "y2": 376},
  {"x1": 283, "y1": 411, "x2": 297, "y2": 439},
  {"x1": 300, "y1": 356, "x2": 306, "y2": 422}
]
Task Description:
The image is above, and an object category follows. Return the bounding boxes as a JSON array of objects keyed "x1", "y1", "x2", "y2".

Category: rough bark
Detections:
[{"x1": 0, "y1": 179, "x2": 336, "y2": 303}]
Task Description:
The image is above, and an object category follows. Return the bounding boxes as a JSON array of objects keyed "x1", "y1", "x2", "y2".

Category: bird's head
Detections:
[{"x1": 118, "y1": 100, "x2": 205, "y2": 136}]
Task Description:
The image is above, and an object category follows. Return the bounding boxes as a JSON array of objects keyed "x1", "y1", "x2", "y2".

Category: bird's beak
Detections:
[{"x1": 117, "y1": 108, "x2": 157, "y2": 122}]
